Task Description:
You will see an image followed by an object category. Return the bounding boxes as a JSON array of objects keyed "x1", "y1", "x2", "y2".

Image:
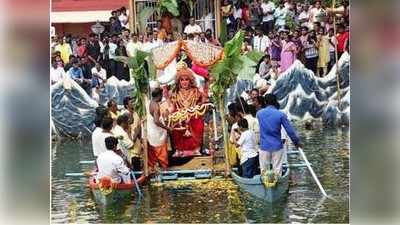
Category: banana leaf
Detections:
[
  {"x1": 187, "y1": 0, "x2": 194, "y2": 17},
  {"x1": 210, "y1": 30, "x2": 245, "y2": 103},
  {"x1": 138, "y1": 7, "x2": 156, "y2": 33},
  {"x1": 223, "y1": 31, "x2": 244, "y2": 57},
  {"x1": 245, "y1": 50, "x2": 264, "y2": 63},
  {"x1": 160, "y1": 0, "x2": 179, "y2": 17},
  {"x1": 237, "y1": 55, "x2": 257, "y2": 81}
]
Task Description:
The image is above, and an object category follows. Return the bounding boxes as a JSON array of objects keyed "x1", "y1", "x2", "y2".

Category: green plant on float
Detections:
[{"x1": 115, "y1": 50, "x2": 155, "y2": 117}]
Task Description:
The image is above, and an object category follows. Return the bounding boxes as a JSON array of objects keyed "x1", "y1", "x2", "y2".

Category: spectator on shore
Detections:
[
  {"x1": 55, "y1": 36, "x2": 72, "y2": 64},
  {"x1": 336, "y1": 24, "x2": 349, "y2": 58},
  {"x1": 327, "y1": 28, "x2": 337, "y2": 71},
  {"x1": 249, "y1": 0, "x2": 262, "y2": 28},
  {"x1": 64, "y1": 55, "x2": 76, "y2": 72},
  {"x1": 261, "y1": 0, "x2": 275, "y2": 34},
  {"x1": 274, "y1": 1, "x2": 288, "y2": 30},
  {"x1": 76, "y1": 37, "x2": 87, "y2": 58},
  {"x1": 115, "y1": 39, "x2": 129, "y2": 81},
  {"x1": 280, "y1": 29, "x2": 297, "y2": 73},
  {"x1": 110, "y1": 16, "x2": 122, "y2": 34},
  {"x1": 303, "y1": 32, "x2": 319, "y2": 74},
  {"x1": 268, "y1": 32, "x2": 282, "y2": 66},
  {"x1": 119, "y1": 7, "x2": 129, "y2": 29},
  {"x1": 87, "y1": 33, "x2": 101, "y2": 66},
  {"x1": 258, "y1": 54, "x2": 272, "y2": 79},
  {"x1": 51, "y1": 59, "x2": 66, "y2": 84},
  {"x1": 184, "y1": 17, "x2": 202, "y2": 36},
  {"x1": 253, "y1": 29, "x2": 270, "y2": 53},
  {"x1": 297, "y1": 4, "x2": 309, "y2": 28},
  {"x1": 309, "y1": 0, "x2": 325, "y2": 30},
  {"x1": 126, "y1": 33, "x2": 141, "y2": 58},
  {"x1": 108, "y1": 34, "x2": 118, "y2": 77},
  {"x1": 317, "y1": 28, "x2": 330, "y2": 77}
]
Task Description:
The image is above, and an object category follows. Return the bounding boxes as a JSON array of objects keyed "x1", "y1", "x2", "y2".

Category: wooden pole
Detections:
[
  {"x1": 212, "y1": 107, "x2": 218, "y2": 142},
  {"x1": 332, "y1": 0, "x2": 341, "y2": 106},
  {"x1": 129, "y1": 0, "x2": 135, "y2": 32},
  {"x1": 218, "y1": 100, "x2": 231, "y2": 176},
  {"x1": 215, "y1": 0, "x2": 221, "y2": 39},
  {"x1": 142, "y1": 93, "x2": 149, "y2": 177}
]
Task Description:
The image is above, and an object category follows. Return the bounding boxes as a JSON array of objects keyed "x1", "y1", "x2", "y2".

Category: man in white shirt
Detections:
[
  {"x1": 50, "y1": 60, "x2": 66, "y2": 84},
  {"x1": 253, "y1": 29, "x2": 271, "y2": 53},
  {"x1": 118, "y1": 7, "x2": 129, "y2": 29},
  {"x1": 308, "y1": 0, "x2": 325, "y2": 29},
  {"x1": 91, "y1": 62, "x2": 107, "y2": 86},
  {"x1": 91, "y1": 62, "x2": 107, "y2": 102},
  {"x1": 184, "y1": 18, "x2": 202, "y2": 35},
  {"x1": 261, "y1": 0, "x2": 276, "y2": 34},
  {"x1": 108, "y1": 34, "x2": 118, "y2": 77},
  {"x1": 126, "y1": 33, "x2": 142, "y2": 57},
  {"x1": 112, "y1": 114, "x2": 134, "y2": 161},
  {"x1": 235, "y1": 118, "x2": 259, "y2": 178},
  {"x1": 92, "y1": 117, "x2": 114, "y2": 157},
  {"x1": 298, "y1": 4, "x2": 310, "y2": 27},
  {"x1": 96, "y1": 136, "x2": 131, "y2": 183}
]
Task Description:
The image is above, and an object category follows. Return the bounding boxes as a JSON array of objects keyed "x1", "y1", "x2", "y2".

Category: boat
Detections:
[
  {"x1": 231, "y1": 166, "x2": 290, "y2": 203},
  {"x1": 89, "y1": 171, "x2": 147, "y2": 206}
]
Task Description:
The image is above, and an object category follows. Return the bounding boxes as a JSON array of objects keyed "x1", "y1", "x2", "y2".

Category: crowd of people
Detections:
[{"x1": 51, "y1": 0, "x2": 350, "y2": 184}]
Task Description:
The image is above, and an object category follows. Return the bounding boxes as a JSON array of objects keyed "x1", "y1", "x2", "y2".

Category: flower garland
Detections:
[
  {"x1": 167, "y1": 103, "x2": 213, "y2": 127},
  {"x1": 261, "y1": 170, "x2": 278, "y2": 188},
  {"x1": 98, "y1": 176, "x2": 116, "y2": 196}
]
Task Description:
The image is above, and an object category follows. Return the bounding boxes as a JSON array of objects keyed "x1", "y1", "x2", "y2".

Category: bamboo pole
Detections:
[
  {"x1": 215, "y1": 0, "x2": 221, "y2": 39},
  {"x1": 142, "y1": 93, "x2": 149, "y2": 177},
  {"x1": 218, "y1": 100, "x2": 231, "y2": 176},
  {"x1": 129, "y1": 0, "x2": 135, "y2": 32},
  {"x1": 332, "y1": 0, "x2": 341, "y2": 106}
]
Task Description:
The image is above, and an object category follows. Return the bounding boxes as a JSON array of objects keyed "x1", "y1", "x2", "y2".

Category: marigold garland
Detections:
[{"x1": 167, "y1": 103, "x2": 213, "y2": 127}]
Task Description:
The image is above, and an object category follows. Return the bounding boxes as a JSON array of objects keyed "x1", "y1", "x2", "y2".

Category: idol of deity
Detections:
[{"x1": 165, "y1": 62, "x2": 209, "y2": 157}]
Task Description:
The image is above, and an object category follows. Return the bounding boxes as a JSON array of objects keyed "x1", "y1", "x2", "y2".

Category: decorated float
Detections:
[{"x1": 54, "y1": 30, "x2": 349, "y2": 204}]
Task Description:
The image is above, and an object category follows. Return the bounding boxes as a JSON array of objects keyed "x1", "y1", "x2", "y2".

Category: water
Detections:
[{"x1": 51, "y1": 125, "x2": 349, "y2": 223}]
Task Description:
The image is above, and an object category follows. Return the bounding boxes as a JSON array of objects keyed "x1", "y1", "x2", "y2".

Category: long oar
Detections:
[
  {"x1": 131, "y1": 170, "x2": 143, "y2": 198},
  {"x1": 298, "y1": 148, "x2": 328, "y2": 197}
]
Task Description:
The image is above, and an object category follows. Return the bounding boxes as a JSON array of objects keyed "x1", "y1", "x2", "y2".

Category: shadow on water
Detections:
[{"x1": 51, "y1": 125, "x2": 349, "y2": 223}]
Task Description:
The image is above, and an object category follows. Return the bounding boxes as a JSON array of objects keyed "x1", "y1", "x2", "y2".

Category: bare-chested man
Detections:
[{"x1": 147, "y1": 88, "x2": 172, "y2": 170}]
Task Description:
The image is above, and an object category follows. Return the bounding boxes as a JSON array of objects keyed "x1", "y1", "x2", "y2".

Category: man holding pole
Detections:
[{"x1": 256, "y1": 94, "x2": 303, "y2": 177}]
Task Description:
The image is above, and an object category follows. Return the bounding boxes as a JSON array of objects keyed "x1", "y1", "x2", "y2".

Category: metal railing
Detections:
[{"x1": 134, "y1": 0, "x2": 216, "y2": 35}]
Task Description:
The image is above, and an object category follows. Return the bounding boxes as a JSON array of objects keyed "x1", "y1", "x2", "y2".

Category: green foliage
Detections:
[
  {"x1": 210, "y1": 31, "x2": 245, "y2": 104},
  {"x1": 187, "y1": 0, "x2": 195, "y2": 17},
  {"x1": 285, "y1": 14, "x2": 296, "y2": 31},
  {"x1": 160, "y1": 0, "x2": 180, "y2": 17},
  {"x1": 138, "y1": 7, "x2": 156, "y2": 33},
  {"x1": 245, "y1": 50, "x2": 264, "y2": 63},
  {"x1": 237, "y1": 50, "x2": 265, "y2": 81},
  {"x1": 114, "y1": 50, "x2": 154, "y2": 117}
]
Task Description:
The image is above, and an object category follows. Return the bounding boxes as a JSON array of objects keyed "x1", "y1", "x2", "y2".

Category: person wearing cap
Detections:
[{"x1": 256, "y1": 94, "x2": 303, "y2": 177}]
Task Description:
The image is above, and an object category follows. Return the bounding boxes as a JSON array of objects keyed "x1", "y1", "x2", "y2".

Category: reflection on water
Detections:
[{"x1": 51, "y1": 125, "x2": 349, "y2": 223}]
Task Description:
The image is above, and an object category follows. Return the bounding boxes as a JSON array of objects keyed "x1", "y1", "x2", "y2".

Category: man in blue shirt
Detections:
[
  {"x1": 67, "y1": 59, "x2": 91, "y2": 94},
  {"x1": 256, "y1": 94, "x2": 303, "y2": 177},
  {"x1": 67, "y1": 59, "x2": 83, "y2": 82}
]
